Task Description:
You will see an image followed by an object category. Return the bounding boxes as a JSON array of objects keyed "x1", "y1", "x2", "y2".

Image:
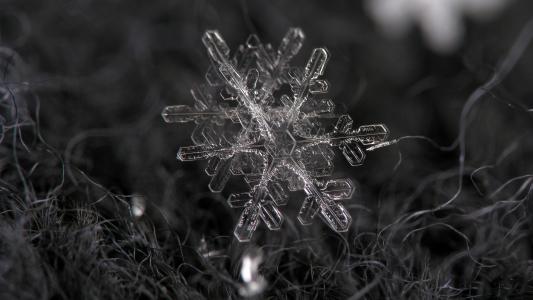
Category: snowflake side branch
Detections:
[
  {"x1": 203, "y1": 31, "x2": 275, "y2": 142},
  {"x1": 286, "y1": 48, "x2": 330, "y2": 125}
]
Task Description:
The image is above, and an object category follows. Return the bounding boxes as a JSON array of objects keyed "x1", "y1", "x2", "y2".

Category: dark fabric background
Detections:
[{"x1": 1, "y1": 0, "x2": 533, "y2": 299}]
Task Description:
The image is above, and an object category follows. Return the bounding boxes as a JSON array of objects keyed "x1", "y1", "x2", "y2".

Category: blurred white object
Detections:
[
  {"x1": 366, "y1": 0, "x2": 510, "y2": 53},
  {"x1": 239, "y1": 249, "x2": 267, "y2": 297},
  {"x1": 197, "y1": 236, "x2": 223, "y2": 258},
  {"x1": 130, "y1": 195, "x2": 146, "y2": 218}
]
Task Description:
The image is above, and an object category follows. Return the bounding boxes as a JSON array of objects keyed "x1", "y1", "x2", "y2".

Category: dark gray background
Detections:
[{"x1": 2, "y1": 0, "x2": 533, "y2": 298}]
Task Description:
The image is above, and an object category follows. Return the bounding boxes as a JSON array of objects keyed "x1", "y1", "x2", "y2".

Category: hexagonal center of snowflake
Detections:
[{"x1": 265, "y1": 130, "x2": 297, "y2": 157}]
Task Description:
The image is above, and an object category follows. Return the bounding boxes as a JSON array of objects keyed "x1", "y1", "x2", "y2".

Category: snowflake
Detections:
[
  {"x1": 162, "y1": 28, "x2": 389, "y2": 242},
  {"x1": 365, "y1": 0, "x2": 509, "y2": 53}
]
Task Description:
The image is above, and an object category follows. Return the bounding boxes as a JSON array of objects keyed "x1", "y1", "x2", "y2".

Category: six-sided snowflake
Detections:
[{"x1": 162, "y1": 28, "x2": 389, "y2": 241}]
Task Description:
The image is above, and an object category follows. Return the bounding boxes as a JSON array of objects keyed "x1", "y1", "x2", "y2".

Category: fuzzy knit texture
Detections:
[{"x1": 1, "y1": 1, "x2": 533, "y2": 299}]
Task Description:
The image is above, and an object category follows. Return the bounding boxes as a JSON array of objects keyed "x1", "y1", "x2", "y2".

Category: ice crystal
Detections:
[
  {"x1": 130, "y1": 195, "x2": 146, "y2": 218},
  {"x1": 162, "y1": 28, "x2": 389, "y2": 242},
  {"x1": 239, "y1": 248, "x2": 266, "y2": 297}
]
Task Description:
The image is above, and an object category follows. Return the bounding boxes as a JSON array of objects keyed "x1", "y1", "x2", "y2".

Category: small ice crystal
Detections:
[
  {"x1": 130, "y1": 195, "x2": 146, "y2": 218},
  {"x1": 163, "y1": 28, "x2": 389, "y2": 241},
  {"x1": 239, "y1": 249, "x2": 266, "y2": 297},
  {"x1": 197, "y1": 236, "x2": 223, "y2": 258}
]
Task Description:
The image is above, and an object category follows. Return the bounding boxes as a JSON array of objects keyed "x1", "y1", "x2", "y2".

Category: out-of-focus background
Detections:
[{"x1": 2, "y1": 0, "x2": 533, "y2": 299}]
